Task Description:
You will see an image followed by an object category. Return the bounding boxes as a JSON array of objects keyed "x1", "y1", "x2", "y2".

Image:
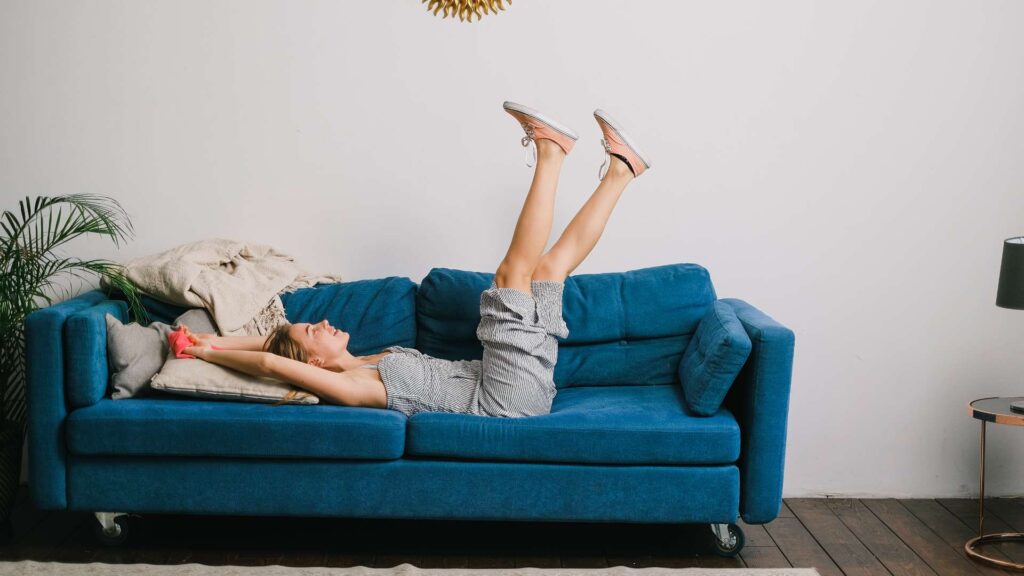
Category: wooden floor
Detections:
[{"x1": 2, "y1": 485, "x2": 1024, "y2": 574}]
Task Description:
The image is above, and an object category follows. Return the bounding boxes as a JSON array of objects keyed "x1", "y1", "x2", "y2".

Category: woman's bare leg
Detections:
[
  {"x1": 532, "y1": 156, "x2": 634, "y2": 283},
  {"x1": 494, "y1": 139, "x2": 565, "y2": 293}
]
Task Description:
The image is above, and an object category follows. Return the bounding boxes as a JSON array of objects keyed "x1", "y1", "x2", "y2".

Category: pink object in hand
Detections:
[{"x1": 168, "y1": 327, "x2": 221, "y2": 359}]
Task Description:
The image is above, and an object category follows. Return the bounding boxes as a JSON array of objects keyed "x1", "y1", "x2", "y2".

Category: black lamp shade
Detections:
[{"x1": 997, "y1": 237, "x2": 1024, "y2": 310}]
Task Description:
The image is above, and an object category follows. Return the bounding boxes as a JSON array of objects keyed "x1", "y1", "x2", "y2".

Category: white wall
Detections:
[{"x1": 2, "y1": 0, "x2": 1023, "y2": 498}]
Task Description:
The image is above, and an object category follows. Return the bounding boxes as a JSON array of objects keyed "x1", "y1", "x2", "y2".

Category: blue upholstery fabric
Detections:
[
  {"x1": 25, "y1": 290, "x2": 106, "y2": 510},
  {"x1": 407, "y1": 385, "x2": 739, "y2": 465},
  {"x1": 137, "y1": 294, "x2": 189, "y2": 326},
  {"x1": 280, "y1": 277, "x2": 417, "y2": 354},
  {"x1": 67, "y1": 456, "x2": 739, "y2": 523},
  {"x1": 416, "y1": 264, "x2": 716, "y2": 388},
  {"x1": 65, "y1": 300, "x2": 129, "y2": 409},
  {"x1": 719, "y1": 299, "x2": 795, "y2": 524},
  {"x1": 679, "y1": 301, "x2": 752, "y2": 416},
  {"x1": 67, "y1": 398, "x2": 406, "y2": 460}
]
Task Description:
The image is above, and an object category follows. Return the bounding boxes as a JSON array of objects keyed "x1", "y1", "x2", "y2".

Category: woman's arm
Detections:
[
  {"x1": 186, "y1": 348, "x2": 272, "y2": 378},
  {"x1": 187, "y1": 346, "x2": 362, "y2": 406},
  {"x1": 181, "y1": 325, "x2": 268, "y2": 352},
  {"x1": 205, "y1": 335, "x2": 269, "y2": 351}
]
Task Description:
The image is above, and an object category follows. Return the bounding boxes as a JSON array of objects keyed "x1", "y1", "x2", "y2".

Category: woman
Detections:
[{"x1": 182, "y1": 101, "x2": 651, "y2": 417}]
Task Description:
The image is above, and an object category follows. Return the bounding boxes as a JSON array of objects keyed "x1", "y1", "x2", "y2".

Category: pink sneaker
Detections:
[
  {"x1": 593, "y1": 109, "x2": 651, "y2": 180},
  {"x1": 503, "y1": 101, "x2": 579, "y2": 167}
]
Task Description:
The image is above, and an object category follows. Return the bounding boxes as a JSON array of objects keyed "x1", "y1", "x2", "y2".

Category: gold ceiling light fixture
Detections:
[{"x1": 421, "y1": 0, "x2": 512, "y2": 22}]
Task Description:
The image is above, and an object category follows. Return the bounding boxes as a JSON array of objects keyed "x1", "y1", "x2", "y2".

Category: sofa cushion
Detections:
[
  {"x1": 406, "y1": 385, "x2": 740, "y2": 465},
  {"x1": 679, "y1": 300, "x2": 752, "y2": 416},
  {"x1": 67, "y1": 397, "x2": 406, "y2": 460},
  {"x1": 416, "y1": 263, "x2": 716, "y2": 388}
]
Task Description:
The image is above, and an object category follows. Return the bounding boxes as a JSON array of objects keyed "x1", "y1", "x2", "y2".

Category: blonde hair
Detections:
[
  {"x1": 263, "y1": 322, "x2": 312, "y2": 407},
  {"x1": 263, "y1": 322, "x2": 308, "y2": 363}
]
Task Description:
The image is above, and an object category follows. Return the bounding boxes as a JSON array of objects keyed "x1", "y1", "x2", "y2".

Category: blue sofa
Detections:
[{"x1": 26, "y1": 263, "x2": 794, "y2": 555}]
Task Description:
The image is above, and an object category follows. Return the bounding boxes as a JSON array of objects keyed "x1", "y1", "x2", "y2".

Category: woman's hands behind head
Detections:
[
  {"x1": 182, "y1": 342, "x2": 213, "y2": 359},
  {"x1": 179, "y1": 324, "x2": 217, "y2": 359},
  {"x1": 182, "y1": 325, "x2": 218, "y2": 346}
]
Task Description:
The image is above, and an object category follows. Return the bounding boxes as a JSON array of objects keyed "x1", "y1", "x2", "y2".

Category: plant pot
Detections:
[{"x1": 0, "y1": 421, "x2": 24, "y2": 544}]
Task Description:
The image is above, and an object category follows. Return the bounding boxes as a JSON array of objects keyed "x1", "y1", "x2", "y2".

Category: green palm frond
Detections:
[
  {"x1": 0, "y1": 194, "x2": 146, "y2": 428},
  {"x1": 0, "y1": 194, "x2": 134, "y2": 259}
]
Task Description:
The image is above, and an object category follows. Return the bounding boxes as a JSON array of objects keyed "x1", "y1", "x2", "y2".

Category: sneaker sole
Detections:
[
  {"x1": 593, "y1": 109, "x2": 651, "y2": 169},
  {"x1": 503, "y1": 101, "x2": 580, "y2": 141}
]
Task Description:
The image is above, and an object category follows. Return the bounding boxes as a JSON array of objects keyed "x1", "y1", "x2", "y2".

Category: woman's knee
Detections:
[
  {"x1": 531, "y1": 255, "x2": 569, "y2": 284},
  {"x1": 494, "y1": 262, "x2": 534, "y2": 292}
]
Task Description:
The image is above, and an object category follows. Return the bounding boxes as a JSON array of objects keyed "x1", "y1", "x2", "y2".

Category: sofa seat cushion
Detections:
[
  {"x1": 406, "y1": 385, "x2": 740, "y2": 465},
  {"x1": 67, "y1": 398, "x2": 407, "y2": 460}
]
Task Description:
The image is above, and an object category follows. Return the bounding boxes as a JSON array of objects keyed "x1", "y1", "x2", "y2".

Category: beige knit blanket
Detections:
[{"x1": 105, "y1": 238, "x2": 344, "y2": 336}]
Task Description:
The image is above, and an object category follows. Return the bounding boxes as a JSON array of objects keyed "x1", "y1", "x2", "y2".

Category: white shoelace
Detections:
[
  {"x1": 598, "y1": 138, "x2": 612, "y2": 180},
  {"x1": 520, "y1": 123, "x2": 537, "y2": 167}
]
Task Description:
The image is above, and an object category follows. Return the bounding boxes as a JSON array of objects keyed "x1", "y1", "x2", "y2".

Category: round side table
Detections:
[{"x1": 966, "y1": 396, "x2": 1024, "y2": 570}]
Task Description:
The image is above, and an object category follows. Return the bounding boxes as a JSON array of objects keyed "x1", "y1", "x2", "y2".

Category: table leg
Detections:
[{"x1": 979, "y1": 419, "x2": 986, "y2": 537}]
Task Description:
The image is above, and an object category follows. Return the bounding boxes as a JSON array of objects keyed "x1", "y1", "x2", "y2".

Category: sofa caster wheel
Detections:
[
  {"x1": 710, "y1": 523, "x2": 744, "y2": 557},
  {"x1": 93, "y1": 512, "x2": 132, "y2": 546}
]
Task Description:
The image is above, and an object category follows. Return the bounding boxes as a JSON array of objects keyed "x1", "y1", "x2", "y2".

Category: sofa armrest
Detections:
[
  {"x1": 65, "y1": 299, "x2": 128, "y2": 408},
  {"x1": 719, "y1": 298, "x2": 795, "y2": 524},
  {"x1": 26, "y1": 290, "x2": 107, "y2": 510}
]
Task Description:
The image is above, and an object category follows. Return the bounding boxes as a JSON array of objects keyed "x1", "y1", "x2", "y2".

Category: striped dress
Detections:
[{"x1": 362, "y1": 280, "x2": 569, "y2": 418}]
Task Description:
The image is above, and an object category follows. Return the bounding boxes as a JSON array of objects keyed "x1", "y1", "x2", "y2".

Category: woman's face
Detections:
[{"x1": 289, "y1": 319, "x2": 350, "y2": 363}]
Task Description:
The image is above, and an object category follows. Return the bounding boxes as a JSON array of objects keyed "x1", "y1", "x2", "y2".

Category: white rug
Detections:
[{"x1": 0, "y1": 561, "x2": 820, "y2": 575}]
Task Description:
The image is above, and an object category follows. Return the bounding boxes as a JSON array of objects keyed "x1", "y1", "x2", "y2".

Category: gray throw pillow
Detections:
[
  {"x1": 105, "y1": 308, "x2": 220, "y2": 399},
  {"x1": 173, "y1": 308, "x2": 218, "y2": 334},
  {"x1": 150, "y1": 356, "x2": 320, "y2": 405},
  {"x1": 105, "y1": 314, "x2": 173, "y2": 399}
]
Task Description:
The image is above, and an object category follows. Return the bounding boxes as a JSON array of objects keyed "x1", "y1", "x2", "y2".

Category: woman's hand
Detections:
[
  {"x1": 178, "y1": 326, "x2": 214, "y2": 359},
  {"x1": 181, "y1": 324, "x2": 219, "y2": 347},
  {"x1": 182, "y1": 341, "x2": 214, "y2": 360}
]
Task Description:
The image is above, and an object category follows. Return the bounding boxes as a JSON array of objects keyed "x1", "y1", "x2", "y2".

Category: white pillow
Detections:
[{"x1": 150, "y1": 356, "x2": 320, "y2": 405}]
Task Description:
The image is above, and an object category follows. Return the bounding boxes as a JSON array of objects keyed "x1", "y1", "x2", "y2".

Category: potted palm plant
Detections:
[{"x1": 0, "y1": 194, "x2": 147, "y2": 543}]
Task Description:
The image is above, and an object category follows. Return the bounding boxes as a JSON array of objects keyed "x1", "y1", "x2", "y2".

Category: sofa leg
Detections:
[
  {"x1": 709, "y1": 522, "x2": 745, "y2": 557},
  {"x1": 93, "y1": 511, "x2": 132, "y2": 546}
]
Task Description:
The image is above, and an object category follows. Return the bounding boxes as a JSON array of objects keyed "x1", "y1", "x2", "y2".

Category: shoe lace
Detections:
[
  {"x1": 521, "y1": 123, "x2": 537, "y2": 167},
  {"x1": 598, "y1": 138, "x2": 612, "y2": 180}
]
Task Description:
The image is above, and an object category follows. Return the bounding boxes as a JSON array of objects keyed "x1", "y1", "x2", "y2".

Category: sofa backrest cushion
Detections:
[
  {"x1": 679, "y1": 300, "x2": 753, "y2": 416},
  {"x1": 416, "y1": 263, "x2": 717, "y2": 388},
  {"x1": 280, "y1": 276, "x2": 418, "y2": 355}
]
